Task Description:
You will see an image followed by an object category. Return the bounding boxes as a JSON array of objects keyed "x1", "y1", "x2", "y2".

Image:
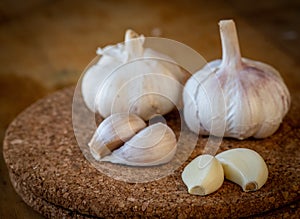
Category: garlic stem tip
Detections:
[
  {"x1": 125, "y1": 29, "x2": 139, "y2": 41},
  {"x1": 219, "y1": 19, "x2": 235, "y2": 27}
]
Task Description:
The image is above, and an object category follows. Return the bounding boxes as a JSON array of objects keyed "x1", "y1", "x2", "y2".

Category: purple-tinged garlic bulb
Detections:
[{"x1": 183, "y1": 19, "x2": 290, "y2": 140}]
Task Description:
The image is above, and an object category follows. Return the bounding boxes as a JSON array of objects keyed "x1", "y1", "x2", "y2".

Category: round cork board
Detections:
[{"x1": 3, "y1": 87, "x2": 300, "y2": 218}]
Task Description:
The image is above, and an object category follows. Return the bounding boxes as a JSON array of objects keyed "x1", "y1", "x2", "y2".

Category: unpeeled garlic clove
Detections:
[
  {"x1": 89, "y1": 113, "x2": 146, "y2": 160},
  {"x1": 100, "y1": 122, "x2": 177, "y2": 166},
  {"x1": 216, "y1": 148, "x2": 268, "y2": 192},
  {"x1": 181, "y1": 154, "x2": 224, "y2": 196}
]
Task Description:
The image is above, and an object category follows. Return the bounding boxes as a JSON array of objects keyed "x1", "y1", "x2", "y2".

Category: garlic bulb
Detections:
[
  {"x1": 181, "y1": 154, "x2": 224, "y2": 196},
  {"x1": 89, "y1": 113, "x2": 146, "y2": 160},
  {"x1": 101, "y1": 122, "x2": 177, "y2": 166},
  {"x1": 183, "y1": 19, "x2": 291, "y2": 139},
  {"x1": 81, "y1": 29, "x2": 186, "y2": 120},
  {"x1": 216, "y1": 148, "x2": 268, "y2": 192}
]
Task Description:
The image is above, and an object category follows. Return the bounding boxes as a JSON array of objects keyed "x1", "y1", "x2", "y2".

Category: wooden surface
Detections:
[{"x1": 1, "y1": 0, "x2": 299, "y2": 218}]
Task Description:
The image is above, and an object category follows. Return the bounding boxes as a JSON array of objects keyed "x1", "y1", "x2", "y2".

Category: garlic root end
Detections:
[
  {"x1": 189, "y1": 186, "x2": 206, "y2": 196},
  {"x1": 244, "y1": 181, "x2": 258, "y2": 192}
]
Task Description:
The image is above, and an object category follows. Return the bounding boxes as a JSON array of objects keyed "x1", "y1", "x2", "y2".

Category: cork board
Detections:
[{"x1": 3, "y1": 87, "x2": 300, "y2": 218}]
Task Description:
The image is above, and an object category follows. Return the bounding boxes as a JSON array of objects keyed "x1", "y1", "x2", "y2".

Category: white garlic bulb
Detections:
[
  {"x1": 89, "y1": 113, "x2": 146, "y2": 160},
  {"x1": 183, "y1": 20, "x2": 291, "y2": 139},
  {"x1": 101, "y1": 122, "x2": 177, "y2": 166},
  {"x1": 81, "y1": 29, "x2": 186, "y2": 120}
]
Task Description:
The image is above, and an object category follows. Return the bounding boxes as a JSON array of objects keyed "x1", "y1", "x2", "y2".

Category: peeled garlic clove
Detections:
[
  {"x1": 101, "y1": 122, "x2": 177, "y2": 166},
  {"x1": 182, "y1": 154, "x2": 224, "y2": 196},
  {"x1": 183, "y1": 19, "x2": 290, "y2": 139},
  {"x1": 216, "y1": 148, "x2": 268, "y2": 192},
  {"x1": 89, "y1": 113, "x2": 146, "y2": 160}
]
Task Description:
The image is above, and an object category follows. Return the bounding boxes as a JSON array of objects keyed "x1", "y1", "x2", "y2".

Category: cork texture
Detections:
[{"x1": 3, "y1": 87, "x2": 300, "y2": 218}]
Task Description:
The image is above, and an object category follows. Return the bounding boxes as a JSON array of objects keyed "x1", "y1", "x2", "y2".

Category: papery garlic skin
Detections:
[
  {"x1": 97, "y1": 71, "x2": 181, "y2": 121},
  {"x1": 101, "y1": 122, "x2": 177, "y2": 166},
  {"x1": 181, "y1": 154, "x2": 224, "y2": 196},
  {"x1": 183, "y1": 20, "x2": 290, "y2": 139},
  {"x1": 216, "y1": 148, "x2": 268, "y2": 192},
  {"x1": 89, "y1": 113, "x2": 146, "y2": 160},
  {"x1": 81, "y1": 29, "x2": 186, "y2": 120},
  {"x1": 81, "y1": 51, "x2": 122, "y2": 112}
]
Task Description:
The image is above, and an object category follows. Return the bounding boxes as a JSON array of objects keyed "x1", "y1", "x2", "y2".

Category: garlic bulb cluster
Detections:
[
  {"x1": 89, "y1": 113, "x2": 177, "y2": 167},
  {"x1": 183, "y1": 20, "x2": 291, "y2": 139},
  {"x1": 82, "y1": 29, "x2": 186, "y2": 121}
]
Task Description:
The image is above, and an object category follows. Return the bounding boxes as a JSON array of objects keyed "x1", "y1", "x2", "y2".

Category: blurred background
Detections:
[{"x1": 0, "y1": 0, "x2": 299, "y2": 218}]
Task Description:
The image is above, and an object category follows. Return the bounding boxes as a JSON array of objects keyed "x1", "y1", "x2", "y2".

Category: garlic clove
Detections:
[
  {"x1": 81, "y1": 62, "x2": 121, "y2": 112},
  {"x1": 215, "y1": 148, "x2": 268, "y2": 192},
  {"x1": 183, "y1": 19, "x2": 290, "y2": 140},
  {"x1": 88, "y1": 113, "x2": 146, "y2": 160},
  {"x1": 100, "y1": 122, "x2": 177, "y2": 166},
  {"x1": 96, "y1": 68, "x2": 182, "y2": 121},
  {"x1": 181, "y1": 154, "x2": 224, "y2": 196}
]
